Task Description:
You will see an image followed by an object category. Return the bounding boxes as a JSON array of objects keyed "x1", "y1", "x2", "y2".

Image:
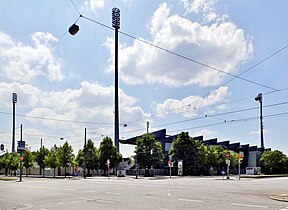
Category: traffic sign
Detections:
[
  {"x1": 225, "y1": 153, "x2": 230, "y2": 159},
  {"x1": 19, "y1": 156, "x2": 23, "y2": 161},
  {"x1": 168, "y1": 160, "x2": 171, "y2": 167}
]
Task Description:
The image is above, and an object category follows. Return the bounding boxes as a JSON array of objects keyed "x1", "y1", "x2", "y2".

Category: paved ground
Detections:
[{"x1": 1, "y1": 175, "x2": 288, "y2": 210}]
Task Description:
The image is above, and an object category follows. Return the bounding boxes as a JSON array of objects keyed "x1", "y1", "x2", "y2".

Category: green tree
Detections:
[
  {"x1": 85, "y1": 139, "x2": 99, "y2": 175},
  {"x1": 135, "y1": 133, "x2": 164, "y2": 170},
  {"x1": 98, "y1": 137, "x2": 121, "y2": 175},
  {"x1": 35, "y1": 147, "x2": 49, "y2": 177},
  {"x1": 23, "y1": 150, "x2": 34, "y2": 176},
  {"x1": 260, "y1": 150, "x2": 287, "y2": 174},
  {"x1": 1, "y1": 152, "x2": 19, "y2": 176},
  {"x1": 76, "y1": 139, "x2": 99, "y2": 175},
  {"x1": 169, "y1": 132, "x2": 203, "y2": 175},
  {"x1": 45, "y1": 145, "x2": 59, "y2": 177},
  {"x1": 58, "y1": 141, "x2": 74, "y2": 177},
  {"x1": 76, "y1": 149, "x2": 84, "y2": 168},
  {"x1": 207, "y1": 146, "x2": 224, "y2": 168}
]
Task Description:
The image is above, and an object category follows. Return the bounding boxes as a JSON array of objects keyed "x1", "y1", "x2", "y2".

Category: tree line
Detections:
[
  {"x1": 0, "y1": 136, "x2": 121, "y2": 177},
  {"x1": 1, "y1": 132, "x2": 287, "y2": 176}
]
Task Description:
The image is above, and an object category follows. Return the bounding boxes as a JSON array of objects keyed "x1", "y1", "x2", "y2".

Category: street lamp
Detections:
[
  {"x1": 68, "y1": 8, "x2": 121, "y2": 153},
  {"x1": 12, "y1": 93, "x2": 17, "y2": 152},
  {"x1": 255, "y1": 93, "x2": 264, "y2": 151}
]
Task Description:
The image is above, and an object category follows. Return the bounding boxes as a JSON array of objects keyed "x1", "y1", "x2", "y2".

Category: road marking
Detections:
[
  {"x1": 179, "y1": 198, "x2": 204, "y2": 203},
  {"x1": 248, "y1": 195, "x2": 259, "y2": 198},
  {"x1": 160, "y1": 208, "x2": 171, "y2": 210},
  {"x1": 70, "y1": 200, "x2": 83, "y2": 204},
  {"x1": 107, "y1": 192, "x2": 121, "y2": 195},
  {"x1": 47, "y1": 193, "x2": 57, "y2": 196},
  {"x1": 84, "y1": 190, "x2": 97, "y2": 193},
  {"x1": 168, "y1": 192, "x2": 171, "y2": 197},
  {"x1": 17, "y1": 204, "x2": 34, "y2": 210},
  {"x1": 232, "y1": 203, "x2": 269, "y2": 208},
  {"x1": 64, "y1": 188, "x2": 75, "y2": 191},
  {"x1": 97, "y1": 200, "x2": 114, "y2": 204}
]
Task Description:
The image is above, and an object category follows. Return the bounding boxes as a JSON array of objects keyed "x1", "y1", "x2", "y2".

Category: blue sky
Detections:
[{"x1": 0, "y1": 0, "x2": 287, "y2": 157}]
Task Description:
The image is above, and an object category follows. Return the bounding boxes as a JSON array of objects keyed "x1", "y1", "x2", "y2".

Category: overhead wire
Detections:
[
  {"x1": 169, "y1": 111, "x2": 288, "y2": 134},
  {"x1": 119, "y1": 101, "x2": 288, "y2": 136}
]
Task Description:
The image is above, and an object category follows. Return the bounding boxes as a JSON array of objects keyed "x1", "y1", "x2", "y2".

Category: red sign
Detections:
[{"x1": 225, "y1": 153, "x2": 230, "y2": 158}]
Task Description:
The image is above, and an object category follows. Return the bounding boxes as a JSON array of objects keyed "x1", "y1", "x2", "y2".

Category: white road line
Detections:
[
  {"x1": 179, "y1": 198, "x2": 204, "y2": 203},
  {"x1": 97, "y1": 200, "x2": 114, "y2": 204},
  {"x1": 84, "y1": 190, "x2": 97, "y2": 193},
  {"x1": 16, "y1": 204, "x2": 34, "y2": 210},
  {"x1": 70, "y1": 200, "x2": 83, "y2": 204},
  {"x1": 63, "y1": 188, "x2": 75, "y2": 191},
  {"x1": 106, "y1": 192, "x2": 121, "y2": 195},
  {"x1": 248, "y1": 195, "x2": 259, "y2": 198},
  {"x1": 232, "y1": 203, "x2": 269, "y2": 208},
  {"x1": 168, "y1": 192, "x2": 171, "y2": 197},
  {"x1": 160, "y1": 208, "x2": 171, "y2": 210}
]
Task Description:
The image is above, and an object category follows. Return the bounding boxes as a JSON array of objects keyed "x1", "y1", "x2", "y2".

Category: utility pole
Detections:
[
  {"x1": 20, "y1": 124, "x2": 23, "y2": 182},
  {"x1": 40, "y1": 138, "x2": 42, "y2": 176},
  {"x1": 12, "y1": 93, "x2": 17, "y2": 152},
  {"x1": 146, "y1": 121, "x2": 149, "y2": 134},
  {"x1": 84, "y1": 128, "x2": 87, "y2": 179},
  {"x1": 255, "y1": 93, "x2": 264, "y2": 151},
  {"x1": 112, "y1": 7, "x2": 120, "y2": 152}
]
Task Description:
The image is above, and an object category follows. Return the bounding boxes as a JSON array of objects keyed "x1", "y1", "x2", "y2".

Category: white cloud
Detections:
[
  {"x1": 84, "y1": 0, "x2": 105, "y2": 11},
  {"x1": 249, "y1": 129, "x2": 268, "y2": 135},
  {"x1": 104, "y1": 2, "x2": 253, "y2": 87},
  {"x1": 180, "y1": 0, "x2": 227, "y2": 23},
  {"x1": 0, "y1": 82, "x2": 42, "y2": 108},
  {"x1": 192, "y1": 129, "x2": 218, "y2": 138},
  {"x1": 84, "y1": 0, "x2": 134, "y2": 12},
  {"x1": 16, "y1": 81, "x2": 149, "y2": 133},
  {"x1": 0, "y1": 31, "x2": 65, "y2": 82},
  {"x1": 155, "y1": 86, "x2": 229, "y2": 117}
]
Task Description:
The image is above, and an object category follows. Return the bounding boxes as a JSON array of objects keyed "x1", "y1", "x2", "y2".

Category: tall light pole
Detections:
[
  {"x1": 255, "y1": 93, "x2": 264, "y2": 151},
  {"x1": 68, "y1": 8, "x2": 121, "y2": 153},
  {"x1": 84, "y1": 128, "x2": 87, "y2": 179},
  {"x1": 112, "y1": 7, "x2": 120, "y2": 152},
  {"x1": 12, "y1": 93, "x2": 17, "y2": 152}
]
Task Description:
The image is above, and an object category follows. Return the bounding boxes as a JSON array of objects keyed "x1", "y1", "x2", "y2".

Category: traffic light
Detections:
[{"x1": 0, "y1": 144, "x2": 4, "y2": 151}]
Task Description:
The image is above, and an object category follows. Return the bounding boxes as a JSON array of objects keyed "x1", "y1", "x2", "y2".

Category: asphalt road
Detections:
[{"x1": 1, "y1": 175, "x2": 288, "y2": 210}]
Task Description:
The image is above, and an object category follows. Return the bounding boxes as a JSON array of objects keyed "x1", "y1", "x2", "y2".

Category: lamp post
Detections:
[
  {"x1": 255, "y1": 93, "x2": 264, "y2": 151},
  {"x1": 12, "y1": 93, "x2": 17, "y2": 152},
  {"x1": 68, "y1": 8, "x2": 121, "y2": 153},
  {"x1": 112, "y1": 8, "x2": 120, "y2": 152},
  {"x1": 84, "y1": 128, "x2": 87, "y2": 179}
]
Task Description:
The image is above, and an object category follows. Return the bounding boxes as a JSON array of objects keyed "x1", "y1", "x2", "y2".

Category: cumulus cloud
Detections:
[
  {"x1": 104, "y1": 2, "x2": 253, "y2": 87},
  {"x1": 84, "y1": 0, "x2": 134, "y2": 12},
  {"x1": 249, "y1": 129, "x2": 268, "y2": 135},
  {"x1": 192, "y1": 129, "x2": 218, "y2": 138},
  {"x1": 154, "y1": 86, "x2": 229, "y2": 117},
  {"x1": 0, "y1": 31, "x2": 65, "y2": 82},
  {"x1": 0, "y1": 82, "x2": 42, "y2": 108},
  {"x1": 180, "y1": 0, "x2": 226, "y2": 23},
  {"x1": 84, "y1": 0, "x2": 105, "y2": 11},
  {"x1": 14, "y1": 81, "x2": 150, "y2": 132}
]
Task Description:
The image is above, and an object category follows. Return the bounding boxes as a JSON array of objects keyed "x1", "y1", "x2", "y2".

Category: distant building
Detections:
[{"x1": 120, "y1": 129, "x2": 270, "y2": 170}]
